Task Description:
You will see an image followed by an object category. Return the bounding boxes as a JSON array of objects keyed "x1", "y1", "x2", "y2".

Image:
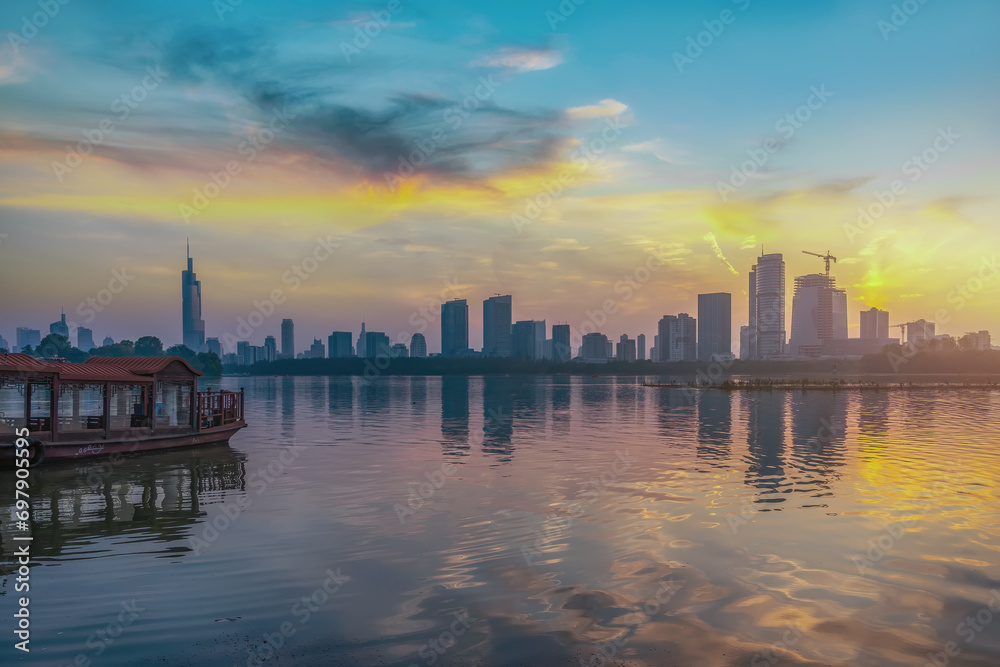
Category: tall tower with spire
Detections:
[
  {"x1": 356, "y1": 322, "x2": 367, "y2": 357},
  {"x1": 181, "y1": 240, "x2": 206, "y2": 352}
]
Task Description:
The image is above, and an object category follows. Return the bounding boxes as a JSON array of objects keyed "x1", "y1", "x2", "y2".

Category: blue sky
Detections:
[{"x1": 1, "y1": 0, "x2": 999, "y2": 352}]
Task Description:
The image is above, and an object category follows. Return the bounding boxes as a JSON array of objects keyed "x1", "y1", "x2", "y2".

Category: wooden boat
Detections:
[{"x1": 0, "y1": 353, "x2": 245, "y2": 465}]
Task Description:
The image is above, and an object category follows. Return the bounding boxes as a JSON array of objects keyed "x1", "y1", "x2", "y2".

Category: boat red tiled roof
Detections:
[
  {"x1": 85, "y1": 356, "x2": 202, "y2": 376},
  {"x1": 0, "y1": 354, "x2": 200, "y2": 382}
]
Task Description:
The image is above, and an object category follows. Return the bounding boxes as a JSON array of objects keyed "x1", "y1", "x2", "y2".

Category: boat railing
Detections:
[{"x1": 196, "y1": 389, "x2": 245, "y2": 431}]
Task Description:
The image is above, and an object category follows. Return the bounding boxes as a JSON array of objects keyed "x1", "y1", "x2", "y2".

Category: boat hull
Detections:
[{"x1": 35, "y1": 424, "x2": 247, "y2": 462}]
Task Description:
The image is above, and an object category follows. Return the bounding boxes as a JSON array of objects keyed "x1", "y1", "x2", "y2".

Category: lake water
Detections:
[{"x1": 3, "y1": 375, "x2": 1000, "y2": 666}]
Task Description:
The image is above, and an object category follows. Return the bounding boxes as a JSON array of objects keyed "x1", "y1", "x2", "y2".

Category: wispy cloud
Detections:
[
  {"x1": 704, "y1": 232, "x2": 739, "y2": 276},
  {"x1": 622, "y1": 137, "x2": 683, "y2": 163},
  {"x1": 567, "y1": 98, "x2": 628, "y2": 120},
  {"x1": 474, "y1": 46, "x2": 564, "y2": 72}
]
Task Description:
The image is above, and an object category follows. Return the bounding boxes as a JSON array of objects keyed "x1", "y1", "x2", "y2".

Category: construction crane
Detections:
[
  {"x1": 890, "y1": 322, "x2": 914, "y2": 340},
  {"x1": 802, "y1": 250, "x2": 837, "y2": 277}
]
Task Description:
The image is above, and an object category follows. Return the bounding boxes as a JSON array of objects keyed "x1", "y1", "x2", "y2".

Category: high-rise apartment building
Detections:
[
  {"x1": 280, "y1": 318, "x2": 294, "y2": 359},
  {"x1": 76, "y1": 326, "x2": 95, "y2": 351},
  {"x1": 206, "y1": 337, "x2": 222, "y2": 358},
  {"x1": 410, "y1": 333, "x2": 427, "y2": 358},
  {"x1": 616, "y1": 335, "x2": 637, "y2": 362},
  {"x1": 860, "y1": 307, "x2": 890, "y2": 340},
  {"x1": 16, "y1": 328, "x2": 41, "y2": 352},
  {"x1": 50, "y1": 311, "x2": 69, "y2": 339},
  {"x1": 552, "y1": 324, "x2": 571, "y2": 362},
  {"x1": 512, "y1": 320, "x2": 546, "y2": 359},
  {"x1": 441, "y1": 299, "x2": 469, "y2": 357},
  {"x1": 697, "y1": 293, "x2": 732, "y2": 361},
  {"x1": 581, "y1": 333, "x2": 611, "y2": 361},
  {"x1": 789, "y1": 274, "x2": 848, "y2": 357},
  {"x1": 328, "y1": 331, "x2": 353, "y2": 358},
  {"x1": 658, "y1": 314, "x2": 696, "y2": 361},
  {"x1": 483, "y1": 295, "x2": 512, "y2": 357},
  {"x1": 749, "y1": 253, "x2": 786, "y2": 358}
]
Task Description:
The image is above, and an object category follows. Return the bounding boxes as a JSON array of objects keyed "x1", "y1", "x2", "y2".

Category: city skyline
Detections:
[{"x1": 5, "y1": 244, "x2": 997, "y2": 360}]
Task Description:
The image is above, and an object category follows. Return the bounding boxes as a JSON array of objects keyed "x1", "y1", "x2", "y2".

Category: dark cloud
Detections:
[{"x1": 154, "y1": 25, "x2": 570, "y2": 185}]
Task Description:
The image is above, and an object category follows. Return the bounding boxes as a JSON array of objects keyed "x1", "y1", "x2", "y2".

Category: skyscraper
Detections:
[
  {"x1": 328, "y1": 331, "x2": 353, "y2": 358},
  {"x1": 264, "y1": 335, "x2": 277, "y2": 361},
  {"x1": 581, "y1": 333, "x2": 611, "y2": 361},
  {"x1": 50, "y1": 311, "x2": 69, "y2": 339},
  {"x1": 637, "y1": 334, "x2": 646, "y2": 361},
  {"x1": 739, "y1": 326, "x2": 753, "y2": 360},
  {"x1": 657, "y1": 316, "x2": 676, "y2": 362},
  {"x1": 16, "y1": 328, "x2": 41, "y2": 351},
  {"x1": 860, "y1": 307, "x2": 890, "y2": 339},
  {"x1": 512, "y1": 320, "x2": 546, "y2": 359},
  {"x1": 357, "y1": 322, "x2": 367, "y2": 358},
  {"x1": 789, "y1": 274, "x2": 848, "y2": 357},
  {"x1": 410, "y1": 333, "x2": 427, "y2": 358},
  {"x1": 308, "y1": 339, "x2": 325, "y2": 358},
  {"x1": 552, "y1": 324, "x2": 571, "y2": 362},
  {"x1": 749, "y1": 253, "x2": 786, "y2": 358},
  {"x1": 674, "y1": 313, "x2": 697, "y2": 361},
  {"x1": 906, "y1": 320, "x2": 935, "y2": 345},
  {"x1": 616, "y1": 335, "x2": 637, "y2": 362},
  {"x1": 281, "y1": 318, "x2": 294, "y2": 359},
  {"x1": 482, "y1": 295, "x2": 512, "y2": 357},
  {"x1": 697, "y1": 293, "x2": 732, "y2": 361},
  {"x1": 181, "y1": 242, "x2": 206, "y2": 352},
  {"x1": 206, "y1": 337, "x2": 222, "y2": 358},
  {"x1": 364, "y1": 331, "x2": 391, "y2": 358},
  {"x1": 658, "y1": 314, "x2": 696, "y2": 361},
  {"x1": 77, "y1": 326, "x2": 95, "y2": 351},
  {"x1": 441, "y1": 299, "x2": 469, "y2": 357}
]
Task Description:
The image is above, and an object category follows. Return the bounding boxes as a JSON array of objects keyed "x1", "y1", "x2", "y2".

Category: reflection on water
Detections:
[
  {"x1": 0, "y1": 445, "x2": 246, "y2": 574},
  {"x1": 2, "y1": 376, "x2": 1000, "y2": 666}
]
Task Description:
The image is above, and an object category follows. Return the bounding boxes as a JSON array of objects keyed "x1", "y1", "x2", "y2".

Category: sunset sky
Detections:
[{"x1": 2, "y1": 0, "x2": 999, "y2": 352}]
